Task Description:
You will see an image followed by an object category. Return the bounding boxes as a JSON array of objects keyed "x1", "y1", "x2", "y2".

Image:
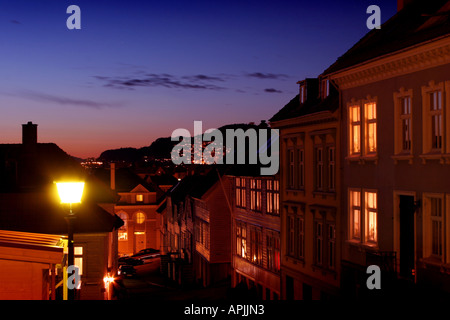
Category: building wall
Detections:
[
  {"x1": 338, "y1": 56, "x2": 450, "y2": 294},
  {"x1": 273, "y1": 111, "x2": 341, "y2": 300},
  {"x1": 229, "y1": 175, "x2": 281, "y2": 300}
]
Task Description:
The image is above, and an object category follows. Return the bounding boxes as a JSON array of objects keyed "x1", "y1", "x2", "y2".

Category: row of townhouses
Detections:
[{"x1": 159, "y1": 0, "x2": 450, "y2": 300}]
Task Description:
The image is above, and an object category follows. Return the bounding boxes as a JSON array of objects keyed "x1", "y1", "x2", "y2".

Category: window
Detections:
[
  {"x1": 287, "y1": 149, "x2": 295, "y2": 189},
  {"x1": 266, "y1": 179, "x2": 279, "y2": 215},
  {"x1": 249, "y1": 225, "x2": 263, "y2": 266},
  {"x1": 423, "y1": 195, "x2": 446, "y2": 262},
  {"x1": 298, "y1": 148, "x2": 305, "y2": 189},
  {"x1": 267, "y1": 231, "x2": 281, "y2": 272},
  {"x1": 300, "y1": 84, "x2": 306, "y2": 103},
  {"x1": 235, "y1": 177, "x2": 246, "y2": 208},
  {"x1": 393, "y1": 89, "x2": 414, "y2": 161},
  {"x1": 196, "y1": 219, "x2": 209, "y2": 249},
  {"x1": 430, "y1": 91, "x2": 443, "y2": 150},
  {"x1": 349, "y1": 189, "x2": 378, "y2": 246},
  {"x1": 315, "y1": 147, "x2": 324, "y2": 191},
  {"x1": 365, "y1": 191, "x2": 378, "y2": 244},
  {"x1": 348, "y1": 99, "x2": 377, "y2": 158},
  {"x1": 328, "y1": 224, "x2": 336, "y2": 270},
  {"x1": 421, "y1": 81, "x2": 448, "y2": 157},
  {"x1": 349, "y1": 105, "x2": 361, "y2": 155},
  {"x1": 364, "y1": 102, "x2": 377, "y2": 155},
  {"x1": 327, "y1": 147, "x2": 335, "y2": 191},
  {"x1": 134, "y1": 212, "x2": 146, "y2": 224},
  {"x1": 312, "y1": 208, "x2": 336, "y2": 271},
  {"x1": 74, "y1": 246, "x2": 83, "y2": 276},
  {"x1": 118, "y1": 212, "x2": 128, "y2": 241},
  {"x1": 321, "y1": 79, "x2": 330, "y2": 99},
  {"x1": 236, "y1": 221, "x2": 247, "y2": 259},
  {"x1": 350, "y1": 190, "x2": 361, "y2": 240},
  {"x1": 287, "y1": 208, "x2": 304, "y2": 260},
  {"x1": 136, "y1": 194, "x2": 144, "y2": 202},
  {"x1": 250, "y1": 179, "x2": 262, "y2": 212},
  {"x1": 430, "y1": 197, "x2": 443, "y2": 258},
  {"x1": 400, "y1": 96, "x2": 412, "y2": 152},
  {"x1": 315, "y1": 221, "x2": 323, "y2": 266}
]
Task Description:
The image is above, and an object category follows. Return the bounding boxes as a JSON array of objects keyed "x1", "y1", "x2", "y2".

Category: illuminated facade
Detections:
[
  {"x1": 323, "y1": 0, "x2": 450, "y2": 298},
  {"x1": 228, "y1": 171, "x2": 281, "y2": 300}
]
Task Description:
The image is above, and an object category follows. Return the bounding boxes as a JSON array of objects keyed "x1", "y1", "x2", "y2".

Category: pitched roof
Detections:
[
  {"x1": 323, "y1": 0, "x2": 450, "y2": 75},
  {"x1": 0, "y1": 142, "x2": 123, "y2": 234}
]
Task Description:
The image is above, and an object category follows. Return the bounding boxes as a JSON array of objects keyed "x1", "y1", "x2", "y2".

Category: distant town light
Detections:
[{"x1": 56, "y1": 182, "x2": 85, "y2": 204}]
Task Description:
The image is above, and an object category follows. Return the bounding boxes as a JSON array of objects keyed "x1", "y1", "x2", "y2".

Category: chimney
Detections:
[
  {"x1": 22, "y1": 121, "x2": 37, "y2": 146},
  {"x1": 110, "y1": 162, "x2": 116, "y2": 190},
  {"x1": 397, "y1": 0, "x2": 414, "y2": 11}
]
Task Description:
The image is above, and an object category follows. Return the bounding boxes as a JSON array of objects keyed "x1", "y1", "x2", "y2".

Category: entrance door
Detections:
[
  {"x1": 399, "y1": 195, "x2": 415, "y2": 280},
  {"x1": 135, "y1": 233, "x2": 146, "y2": 253}
]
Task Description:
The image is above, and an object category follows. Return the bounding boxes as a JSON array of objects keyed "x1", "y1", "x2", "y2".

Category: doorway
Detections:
[
  {"x1": 399, "y1": 195, "x2": 415, "y2": 280},
  {"x1": 134, "y1": 232, "x2": 146, "y2": 253}
]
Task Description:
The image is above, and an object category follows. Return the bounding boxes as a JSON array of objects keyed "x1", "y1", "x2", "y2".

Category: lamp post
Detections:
[{"x1": 56, "y1": 181, "x2": 85, "y2": 301}]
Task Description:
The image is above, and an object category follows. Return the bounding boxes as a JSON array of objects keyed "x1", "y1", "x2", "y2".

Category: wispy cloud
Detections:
[
  {"x1": 10, "y1": 20, "x2": 21, "y2": 25},
  {"x1": 264, "y1": 88, "x2": 283, "y2": 93},
  {"x1": 95, "y1": 73, "x2": 227, "y2": 91},
  {"x1": 10, "y1": 90, "x2": 122, "y2": 109},
  {"x1": 245, "y1": 72, "x2": 290, "y2": 80}
]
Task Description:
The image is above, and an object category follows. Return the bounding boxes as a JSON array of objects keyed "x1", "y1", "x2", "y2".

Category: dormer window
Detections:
[
  {"x1": 300, "y1": 84, "x2": 306, "y2": 103},
  {"x1": 321, "y1": 79, "x2": 330, "y2": 99},
  {"x1": 136, "y1": 194, "x2": 144, "y2": 202}
]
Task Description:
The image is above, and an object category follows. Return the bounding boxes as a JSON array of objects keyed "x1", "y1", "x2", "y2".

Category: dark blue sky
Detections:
[{"x1": 0, "y1": 0, "x2": 397, "y2": 158}]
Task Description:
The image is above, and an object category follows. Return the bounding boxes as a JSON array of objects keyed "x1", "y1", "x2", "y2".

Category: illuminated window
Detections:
[
  {"x1": 249, "y1": 225, "x2": 263, "y2": 266},
  {"x1": 236, "y1": 221, "x2": 247, "y2": 259},
  {"x1": 365, "y1": 191, "x2": 378, "y2": 243},
  {"x1": 364, "y1": 102, "x2": 377, "y2": 155},
  {"x1": 118, "y1": 212, "x2": 128, "y2": 241},
  {"x1": 350, "y1": 190, "x2": 361, "y2": 240},
  {"x1": 134, "y1": 212, "x2": 146, "y2": 224},
  {"x1": 74, "y1": 246, "x2": 83, "y2": 276},
  {"x1": 235, "y1": 177, "x2": 246, "y2": 208},
  {"x1": 349, "y1": 105, "x2": 361, "y2": 155},
  {"x1": 136, "y1": 194, "x2": 144, "y2": 202},
  {"x1": 349, "y1": 189, "x2": 378, "y2": 245},
  {"x1": 250, "y1": 179, "x2": 261, "y2": 212},
  {"x1": 266, "y1": 179, "x2": 279, "y2": 215}
]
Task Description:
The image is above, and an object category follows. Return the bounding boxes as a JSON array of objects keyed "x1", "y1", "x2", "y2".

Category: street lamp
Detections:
[{"x1": 56, "y1": 181, "x2": 85, "y2": 300}]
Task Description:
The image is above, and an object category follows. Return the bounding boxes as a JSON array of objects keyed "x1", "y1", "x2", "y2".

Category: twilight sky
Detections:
[{"x1": 0, "y1": 0, "x2": 397, "y2": 158}]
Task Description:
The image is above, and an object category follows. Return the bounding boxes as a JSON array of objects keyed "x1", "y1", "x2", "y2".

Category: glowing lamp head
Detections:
[{"x1": 56, "y1": 182, "x2": 85, "y2": 204}]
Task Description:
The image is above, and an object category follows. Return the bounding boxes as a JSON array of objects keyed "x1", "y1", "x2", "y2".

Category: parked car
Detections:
[
  {"x1": 118, "y1": 264, "x2": 136, "y2": 277},
  {"x1": 131, "y1": 248, "x2": 160, "y2": 260},
  {"x1": 118, "y1": 256, "x2": 144, "y2": 266}
]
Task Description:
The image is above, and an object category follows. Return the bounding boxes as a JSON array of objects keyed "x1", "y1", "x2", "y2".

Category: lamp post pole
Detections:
[
  {"x1": 66, "y1": 203, "x2": 76, "y2": 301},
  {"x1": 56, "y1": 181, "x2": 85, "y2": 301}
]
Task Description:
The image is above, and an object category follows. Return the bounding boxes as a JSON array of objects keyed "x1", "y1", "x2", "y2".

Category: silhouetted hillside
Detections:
[{"x1": 97, "y1": 122, "x2": 269, "y2": 163}]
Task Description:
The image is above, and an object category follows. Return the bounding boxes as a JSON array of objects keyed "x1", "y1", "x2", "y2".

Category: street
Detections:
[{"x1": 113, "y1": 258, "x2": 231, "y2": 300}]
